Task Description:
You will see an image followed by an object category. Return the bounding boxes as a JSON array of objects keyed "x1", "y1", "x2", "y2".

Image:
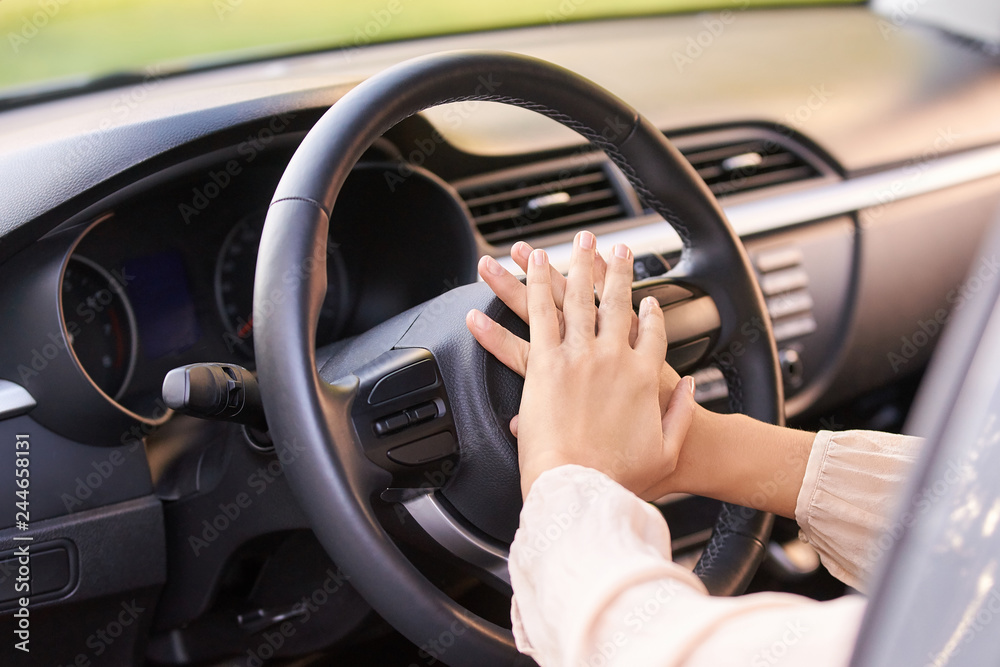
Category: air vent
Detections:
[
  {"x1": 679, "y1": 137, "x2": 822, "y2": 198},
  {"x1": 752, "y1": 246, "x2": 817, "y2": 343},
  {"x1": 455, "y1": 157, "x2": 633, "y2": 244}
]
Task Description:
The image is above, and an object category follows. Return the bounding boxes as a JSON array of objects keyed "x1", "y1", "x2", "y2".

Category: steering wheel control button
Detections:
[
  {"x1": 631, "y1": 282, "x2": 694, "y2": 309},
  {"x1": 666, "y1": 337, "x2": 712, "y2": 372},
  {"x1": 386, "y1": 432, "x2": 459, "y2": 466},
  {"x1": 368, "y1": 360, "x2": 437, "y2": 405},
  {"x1": 374, "y1": 413, "x2": 410, "y2": 436},
  {"x1": 406, "y1": 402, "x2": 438, "y2": 424}
]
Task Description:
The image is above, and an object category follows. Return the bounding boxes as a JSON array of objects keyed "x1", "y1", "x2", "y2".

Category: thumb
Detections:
[{"x1": 662, "y1": 376, "x2": 696, "y2": 452}]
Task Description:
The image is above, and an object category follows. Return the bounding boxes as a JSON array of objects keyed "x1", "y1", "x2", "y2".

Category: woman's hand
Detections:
[
  {"x1": 466, "y1": 231, "x2": 696, "y2": 500},
  {"x1": 471, "y1": 237, "x2": 685, "y2": 424},
  {"x1": 466, "y1": 230, "x2": 817, "y2": 517}
]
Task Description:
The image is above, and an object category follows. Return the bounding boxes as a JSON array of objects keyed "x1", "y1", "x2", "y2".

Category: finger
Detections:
[
  {"x1": 593, "y1": 249, "x2": 609, "y2": 296},
  {"x1": 509, "y1": 414, "x2": 519, "y2": 437},
  {"x1": 466, "y1": 309, "x2": 530, "y2": 376},
  {"x1": 511, "y1": 241, "x2": 567, "y2": 308},
  {"x1": 479, "y1": 254, "x2": 566, "y2": 336},
  {"x1": 562, "y1": 231, "x2": 598, "y2": 341},
  {"x1": 595, "y1": 251, "x2": 639, "y2": 346},
  {"x1": 662, "y1": 376, "x2": 697, "y2": 454},
  {"x1": 634, "y1": 296, "x2": 667, "y2": 363},
  {"x1": 525, "y1": 249, "x2": 561, "y2": 350},
  {"x1": 478, "y1": 255, "x2": 529, "y2": 322},
  {"x1": 597, "y1": 243, "x2": 635, "y2": 342},
  {"x1": 658, "y1": 361, "x2": 682, "y2": 415}
]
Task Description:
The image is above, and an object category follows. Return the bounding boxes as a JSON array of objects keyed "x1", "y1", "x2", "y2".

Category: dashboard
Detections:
[
  {"x1": 53, "y1": 141, "x2": 478, "y2": 423},
  {"x1": 1, "y1": 5, "x2": 1000, "y2": 665}
]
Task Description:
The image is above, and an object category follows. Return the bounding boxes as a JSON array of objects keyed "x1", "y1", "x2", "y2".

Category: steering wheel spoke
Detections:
[{"x1": 347, "y1": 348, "x2": 461, "y2": 487}]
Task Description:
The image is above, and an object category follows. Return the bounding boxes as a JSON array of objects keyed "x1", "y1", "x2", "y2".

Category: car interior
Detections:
[{"x1": 1, "y1": 0, "x2": 999, "y2": 665}]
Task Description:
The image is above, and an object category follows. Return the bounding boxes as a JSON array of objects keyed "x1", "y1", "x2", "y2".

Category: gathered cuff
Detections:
[{"x1": 794, "y1": 430, "x2": 922, "y2": 592}]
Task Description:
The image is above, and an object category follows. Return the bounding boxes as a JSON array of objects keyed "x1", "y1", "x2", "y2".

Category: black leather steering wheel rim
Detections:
[{"x1": 254, "y1": 50, "x2": 782, "y2": 666}]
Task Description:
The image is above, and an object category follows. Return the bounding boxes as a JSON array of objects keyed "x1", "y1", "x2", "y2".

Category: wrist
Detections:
[
  {"x1": 518, "y1": 450, "x2": 574, "y2": 500},
  {"x1": 657, "y1": 408, "x2": 814, "y2": 518}
]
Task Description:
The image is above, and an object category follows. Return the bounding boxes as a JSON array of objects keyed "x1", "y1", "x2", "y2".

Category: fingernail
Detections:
[
  {"x1": 643, "y1": 296, "x2": 659, "y2": 314},
  {"x1": 484, "y1": 256, "x2": 505, "y2": 276},
  {"x1": 513, "y1": 241, "x2": 530, "y2": 259},
  {"x1": 471, "y1": 310, "x2": 490, "y2": 330},
  {"x1": 614, "y1": 243, "x2": 630, "y2": 260},
  {"x1": 578, "y1": 230, "x2": 595, "y2": 250},
  {"x1": 684, "y1": 376, "x2": 696, "y2": 395},
  {"x1": 531, "y1": 249, "x2": 548, "y2": 266}
]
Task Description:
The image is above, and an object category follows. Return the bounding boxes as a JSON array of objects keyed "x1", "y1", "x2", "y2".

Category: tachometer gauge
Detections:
[
  {"x1": 215, "y1": 213, "x2": 349, "y2": 358},
  {"x1": 61, "y1": 256, "x2": 138, "y2": 400}
]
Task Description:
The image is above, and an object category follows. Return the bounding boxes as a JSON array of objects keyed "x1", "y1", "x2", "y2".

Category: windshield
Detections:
[{"x1": 0, "y1": 0, "x2": 858, "y2": 99}]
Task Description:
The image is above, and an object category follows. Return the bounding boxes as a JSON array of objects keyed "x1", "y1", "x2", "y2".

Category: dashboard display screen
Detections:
[{"x1": 123, "y1": 251, "x2": 201, "y2": 359}]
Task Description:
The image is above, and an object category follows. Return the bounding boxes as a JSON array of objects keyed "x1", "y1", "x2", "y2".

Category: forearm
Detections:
[
  {"x1": 662, "y1": 407, "x2": 814, "y2": 519},
  {"x1": 510, "y1": 464, "x2": 865, "y2": 667}
]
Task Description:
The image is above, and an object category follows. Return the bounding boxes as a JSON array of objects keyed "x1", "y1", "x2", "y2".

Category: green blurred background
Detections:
[{"x1": 0, "y1": 0, "x2": 858, "y2": 93}]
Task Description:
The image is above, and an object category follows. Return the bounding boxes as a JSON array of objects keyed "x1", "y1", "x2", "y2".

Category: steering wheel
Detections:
[{"x1": 254, "y1": 51, "x2": 782, "y2": 666}]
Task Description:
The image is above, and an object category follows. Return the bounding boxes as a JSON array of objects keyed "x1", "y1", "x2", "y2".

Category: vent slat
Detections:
[
  {"x1": 482, "y1": 205, "x2": 625, "y2": 244},
  {"x1": 462, "y1": 171, "x2": 607, "y2": 208},
  {"x1": 456, "y1": 130, "x2": 824, "y2": 244},
  {"x1": 458, "y1": 163, "x2": 626, "y2": 243},
  {"x1": 707, "y1": 166, "x2": 818, "y2": 196},
  {"x1": 681, "y1": 137, "x2": 821, "y2": 198}
]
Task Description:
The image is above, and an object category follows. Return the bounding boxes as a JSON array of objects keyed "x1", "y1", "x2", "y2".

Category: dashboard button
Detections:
[{"x1": 386, "y1": 432, "x2": 458, "y2": 466}]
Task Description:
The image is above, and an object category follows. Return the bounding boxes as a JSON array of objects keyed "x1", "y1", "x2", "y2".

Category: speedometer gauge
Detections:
[
  {"x1": 215, "y1": 212, "x2": 350, "y2": 358},
  {"x1": 61, "y1": 256, "x2": 138, "y2": 400}
]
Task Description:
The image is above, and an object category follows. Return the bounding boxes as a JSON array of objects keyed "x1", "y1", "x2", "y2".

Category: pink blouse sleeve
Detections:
[
  {"x1": 794, "y1": 429, "x2": 923, "y2": 593},
  {"x1": 509, "y1": 464, "x2": 865, "y2": 667}
]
